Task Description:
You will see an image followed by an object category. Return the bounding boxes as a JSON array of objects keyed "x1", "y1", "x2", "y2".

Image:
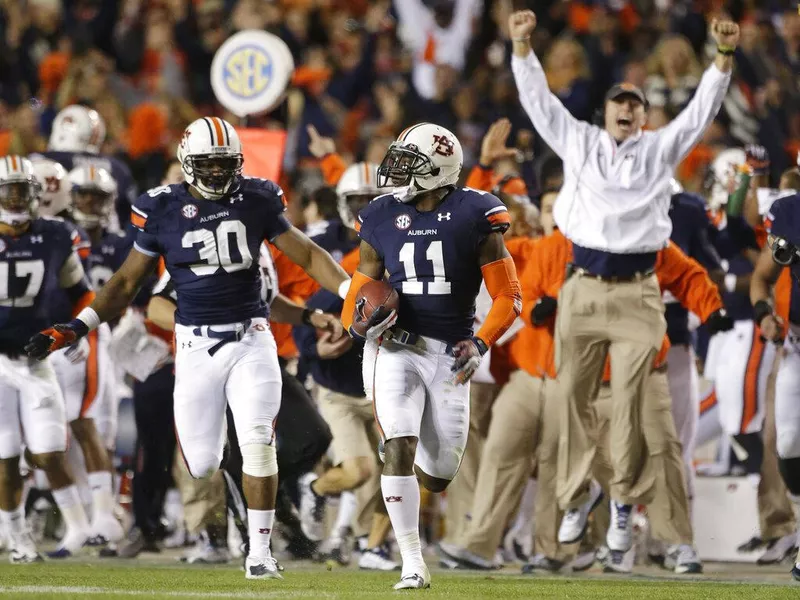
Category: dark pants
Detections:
[{"x1": 132, "y1": 364, "x2": 176, "y2": 540}]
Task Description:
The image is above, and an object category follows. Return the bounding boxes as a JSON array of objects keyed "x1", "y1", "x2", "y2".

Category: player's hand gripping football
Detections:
[
  {"x1": 25, "y1": 322, "x2": 86, "y2": 360},
  {"x1": 353, "y1": 299, "x2": 397, "y2": 341},
  {"x1": 450, "y1": 337, "x2": 488, "y2": 386}
]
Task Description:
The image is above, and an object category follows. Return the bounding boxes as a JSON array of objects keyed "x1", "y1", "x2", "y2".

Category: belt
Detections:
[
  {"x1": 192, "y1": 319, "x2": 251, "y2": 356},
  {"x1": 384, "y1": 327, "x2": 454, "y2": 354},
  {"x1": 575, "y1": 267, "x2": 655, "y2": 284}
]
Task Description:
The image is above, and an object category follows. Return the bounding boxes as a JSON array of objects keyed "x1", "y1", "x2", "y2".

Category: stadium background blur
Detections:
[{"x1": 2, "y1": 0, "x2": 800, "y2": 221}]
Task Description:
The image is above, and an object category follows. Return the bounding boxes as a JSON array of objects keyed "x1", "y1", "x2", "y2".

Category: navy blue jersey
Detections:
[
  {"x1": 293, "y1": 289, "x2": 365, "y2": 398},
  {"x1": 765, "y1": 193, "x2": 800, "y2": 325},
  {"x1": 84, "y1": 229, "x2": 133, "y2": 289},
  {"x1": 132, "y1": 178, "x2": 291, "y2": 326},
  {"x1": 49, "y1": 220, "x2": 92, "y2": 323},
  {"x1": 35, "y1": 150, "x2": 138, "y2": 229},
  {"x1": 0, "y1": 218, "x2": 84, "y2": 354},
  {"x1": 356, "y1": 187, "x2": 511, "y2": 344},
  {"x1": 711, "y1": 215, "x2": 760, "y2": 322},
  {"x1": 666, "y1": 192, "x2": 723, "y2": 345},
  {"x1": 306, "y1": 218, "x2": 358, "y2": 262}
]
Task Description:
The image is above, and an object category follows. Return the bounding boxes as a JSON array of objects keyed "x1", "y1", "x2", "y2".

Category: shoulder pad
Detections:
[{"x1": 465, "y1": 188, "x2": 511, "y2": 234}]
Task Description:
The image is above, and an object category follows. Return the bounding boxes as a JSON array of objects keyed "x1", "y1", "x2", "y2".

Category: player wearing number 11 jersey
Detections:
[
  {"x1": 341, "y1": 123, "x2": 522, "y2": 590},
  {"x1": 25, "y1": 117, "x2": 351, "y2": 580}
]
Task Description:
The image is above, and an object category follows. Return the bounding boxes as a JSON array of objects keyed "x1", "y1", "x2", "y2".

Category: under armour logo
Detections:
[
  {"x1": 229, "y1": 193, "x2": 244, "y2": 204},
  {"x1": 258, "y1": 528, "x2": 271, "y2": 534},
  {"x1": 30, "y1": 235, "x2": 43, "y2": 244},
  {"x1": 384, "y1": 496, "x2": 403, "y2": 503},
  {"x1": 437, "y1": 212, "x2": 451, "y2": 221},
  {"x1": 432, "y1": 135, "x2": 454, "y2": 157},
  {"x1": 181, "y1": 341, "x2": 192, "y2": 349}
]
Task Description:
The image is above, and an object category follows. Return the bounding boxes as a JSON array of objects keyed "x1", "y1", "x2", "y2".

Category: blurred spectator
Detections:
[
  {"x1": 645, "y1": 35, "x2": 701, "y2": 115},
  {"x1": 544, "y1": 37, "x2": 593, "y2": 122}
]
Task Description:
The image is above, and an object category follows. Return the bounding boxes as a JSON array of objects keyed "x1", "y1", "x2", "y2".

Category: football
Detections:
[{"x1": 351, "y1": 279, "x2": 399, "y2": 337}]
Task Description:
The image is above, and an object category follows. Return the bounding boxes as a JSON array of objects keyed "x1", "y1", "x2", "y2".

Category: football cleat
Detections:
[
  {"x1": 359, "y1": 546, "x2": 400, "y2": 571},
  {"x1": 393, "y1": 565, "x2": 431, "y2": 590},
  {"x1": 297, "y1": 473, "x2": 326, "y2": 542},
  {"x1": 8, "y1": 531, "x2": 43, "y2": 564},
  {"x1": 245, "y1": 547, "x2": 282, "y2": 580}
]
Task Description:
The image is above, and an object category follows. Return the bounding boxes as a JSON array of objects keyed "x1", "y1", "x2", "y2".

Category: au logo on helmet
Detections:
[
  {"x1": 432, "y1": 134, "x2": 454, "y2": 157},
  {"x1": 211, "y1": 31, "x2": 295, "y2": 118}
]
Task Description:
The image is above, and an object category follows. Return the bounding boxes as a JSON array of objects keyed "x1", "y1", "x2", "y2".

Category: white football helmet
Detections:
[
  {"x1": 30, "y1": 157, "x2": 70, "y2": 217},
  {"x1": 378, "y1": 123, "x2": 463, "y2": 202},
  {"x1": 177, "y1": 117, "x2": 243, "y2": 201},
  {"x1": 48, "y1": 105, "x2": 107, "y2": 154},
  {"x1": 336, "y1": 162, "x2": 383, "y2": 229},
  {"x1": 706, "y1": 148, "x2": 746, "y2": 211},
  {"x1": 0, "y1": 155, "x2": 41, "y2": 226},
  {"x1": 68, "y1": 164, "x2": 117, "y2": 229}
]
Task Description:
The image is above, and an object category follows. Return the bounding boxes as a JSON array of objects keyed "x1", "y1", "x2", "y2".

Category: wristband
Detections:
[
  {"x1": 717, "y1": 45, "x2": 736, "y2": 56},
  {"x1": 512, "y1": 36, "x2": 530, "y2": 42},
  {"x1": 302, "y1": 308, "x2": 323, "y2": 326},
  {"x1": 75, "y1": 307, "x2": 100, "y2": 332},
  {"x1": 753, "y1": 300, "x2": 773, "y2": 326},
  {"x1": 337, "y1": 279, "x2": 351, "y2": 300},
  {"x1": 724, "y1": 273, "x2": 737, "y2": 293},
  {"x1": 471, "y1": 336, "x2": 489, "y2": 356}
]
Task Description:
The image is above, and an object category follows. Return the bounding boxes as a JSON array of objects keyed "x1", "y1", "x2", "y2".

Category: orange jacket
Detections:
[
  {"x1": 464, "y1": 165, "x2": 527, "y2": 196},
  {"x1": 269, "y1": 246, "x2": 321, "y2": 359},
  {"x1": 320, "y1": 153, "x2": 347, "y2": 186},
  {"x1": 516, "y1": 231, "x2": 724, "y2": 381}
]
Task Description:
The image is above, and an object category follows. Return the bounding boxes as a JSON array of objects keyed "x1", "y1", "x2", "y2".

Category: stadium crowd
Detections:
[{"x1": 2, "y1": 0, "x2": 800, "y2": 584}]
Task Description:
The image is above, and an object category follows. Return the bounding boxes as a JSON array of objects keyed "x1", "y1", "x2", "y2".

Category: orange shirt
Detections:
[
  {"x1": 515, "y1": 231, "x2": 724, "y2": 381},
  {"x1": 320, "y1": 153, "x2": 347, "y2": 186},
  {"x1": 464, "y1": 165, "x2": 527, "y2": 196},
  {"x1": 269, "y1": 246, "x2": 320, "y2": 359}
]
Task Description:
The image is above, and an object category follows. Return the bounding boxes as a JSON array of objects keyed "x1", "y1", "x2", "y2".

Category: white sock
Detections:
[
  {"x1": 332, "y1": 491, "x2": 357, "y2": 538},
  {"x1": 381, "y1": 475, "x2": 423, "y2": 572},
  {"x1": 0, "y1": 503, "x2": 26, "y2": 537},
  {"x1": 247, "y1": 509, "x2": 275, "y2": 556},
  {"x1": 52, "y1": 485, "x2": 90, "y2": 535},
  {"x1": 87, "y1": 471, "x2": 114, "y2": 521}
]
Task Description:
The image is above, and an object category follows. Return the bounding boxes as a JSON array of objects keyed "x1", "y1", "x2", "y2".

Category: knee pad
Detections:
[
  {"x1": 241, "y1": 443, "x2": 278, "y2": 477},
  {"x1": 778, "y1": 457, "x2": 800, "y2": 497},
  {"x1": 184, "y1": 450, "x2": 220, "y2": 479}
]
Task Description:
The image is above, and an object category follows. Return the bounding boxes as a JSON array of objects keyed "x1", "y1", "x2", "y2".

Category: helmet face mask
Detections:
[
  {"x1": 177, "y1": 117, "x2": 244, "y2": 201},
  {"x1": 378, "y1": 143, "x2": 438, "y2": 188},
  {"x1": 183, "y1": 154, "x2": 244, "y2": 199},
  {"x1": 0, "y1": 156, "x2": 40, "y2": 226},
  {"x1": 67, "y1": 165, "x2": 117, "y2": 229}
]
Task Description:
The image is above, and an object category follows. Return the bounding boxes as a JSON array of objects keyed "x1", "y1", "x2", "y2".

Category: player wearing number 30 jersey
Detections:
[
  {"x1": 25, "y1": 117, "x2": 351, "y2": 580},
  {"x1": 341, "y1": 123, "x2": 522, "y2": 590}
]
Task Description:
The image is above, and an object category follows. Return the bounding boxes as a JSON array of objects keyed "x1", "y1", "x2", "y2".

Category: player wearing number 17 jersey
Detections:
[
  {"x1": 25, "y1": 117, "x2": 351, "y2": 580},
  {"x1": 341, "y1": 123, "x2": 522, "y2": 590}
]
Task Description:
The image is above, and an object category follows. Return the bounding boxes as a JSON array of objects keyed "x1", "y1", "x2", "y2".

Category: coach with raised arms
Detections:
[{"x1": 508, "y1": 9, "x2": 739, "y2": 554}]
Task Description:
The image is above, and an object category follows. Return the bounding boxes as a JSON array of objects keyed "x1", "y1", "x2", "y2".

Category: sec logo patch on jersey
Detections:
[
  {"x1": 395, "y1": 214, "x2": 412, "y2": 230},
  {"x1": 210, "y1": 30, "x2": 294, "y2": 118},
  {"x1": 182, "y1": 204, "x2": 198, "y2": 219}
]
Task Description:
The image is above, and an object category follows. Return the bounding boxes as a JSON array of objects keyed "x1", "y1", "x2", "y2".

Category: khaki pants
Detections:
[
  {"x1": 173, "y1": 451, "x2": 226, "y2": 535},
  {"x1": 458, "y1": 372, "x2": 546, "y2": 560},
  {"x1": 555, "y1": 273, "x2": 665, "y2": 509},
  {"x1": 443, "y1": 381, "x2": 499, "y2": 546},
  {"x1": 594, "y1": 370, "x2": 693, "y2": 544},
  {"x1": 759, "y1": 351, "x2": 797, "y2": 539},
  {"x1": 535, "y1": 377, "x2": 606, "y2": 561},
  {"x1": 317, "y1": 386, "x2": 381, "y2": 537}
]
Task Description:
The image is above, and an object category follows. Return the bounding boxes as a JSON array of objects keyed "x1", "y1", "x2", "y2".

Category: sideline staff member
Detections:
[{"x1": 508, "y1": 9, "x2": 739, "y2": 553}]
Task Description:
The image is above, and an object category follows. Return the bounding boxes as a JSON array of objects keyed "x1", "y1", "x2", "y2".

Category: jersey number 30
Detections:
[
  {"x1": 182, "y1": 220, "x2": 253, "y2": 276},
  {"x1": 0, "y1": 260, "x2": 45, "y2": 307},
  {"x1": 398, "y1": 241, "x2": 451, "y2": 295}
]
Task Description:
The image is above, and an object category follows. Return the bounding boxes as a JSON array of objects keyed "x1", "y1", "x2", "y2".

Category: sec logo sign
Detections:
[{"x1": 211, "y1": 31, "x2": 294, "y2": 118}]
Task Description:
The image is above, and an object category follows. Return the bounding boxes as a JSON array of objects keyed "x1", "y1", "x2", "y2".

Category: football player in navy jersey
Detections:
[
  {"x1": 341, "y1": 123, "x2": 522, "y2": 589},
  {"x1": 751, "y1": 185, "x2": 800, "y2": 581},
  {"x1": 32, "y1": 105, "x2": 138, "y2": 230},
  {"x1": 25, "y1": 117, "x2": 351, "y2": 580},
  {"x1": 0, "y1": 155, "x2": 98, "y2": 562}
]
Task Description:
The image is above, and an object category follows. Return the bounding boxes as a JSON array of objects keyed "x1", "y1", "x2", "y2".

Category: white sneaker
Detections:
[
  {"x1": 245, "y1": 547, "x2": 283, "y2": 580},
  {"x1": 48, "y1": 528, "x2": 90, "y2": 558},
  {"x1": 9, "y1": 531, "x2": 43, "y2": 564},
  {"x1": 756, "y1": 533, "x2": 797, "y2": 565},
  {"x1": 558, "y1": 481, "x2": 603, "y2": 544},
  {"x1": 606, "y1": 501, "x2": 634, "y2": 552},
  {"x1": 393, "y1": 564, "x2": 431, "y2": 590},
  {"x1": 182, "y1": 531, "x2": 230, "y2": 564},
  {"x1": 297, "y1": 473, "x2": 326, "y2": 542},
  {"x1": 667, "y1": 544, "x2": 702, "y2": 574},
  {"x1": 359, "y1": 547, "x2": 400, "y2": 571},
  {"x1": 91, "y1": 513, "x2": 125, "y2": 545}
]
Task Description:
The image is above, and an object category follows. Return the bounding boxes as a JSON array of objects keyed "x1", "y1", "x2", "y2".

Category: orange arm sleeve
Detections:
[
  {"x1": 70, "y1": 290, "x2": 96, "y2": 318},
  {"x1": 320, "y1": 153, "x2": 347, "y2": 186},
  {"x1": 476, "y1": 257, "x2": 522, "y2": 347},
  {"x1": 656, "y1": 242, "x2": 723, "y2": 322},
  {"x1": 341, "y1": 270, "x2": 377, "y2": 332},
  {"x1": 464, "y1": 165, "x2": 494, "y2": 192}
]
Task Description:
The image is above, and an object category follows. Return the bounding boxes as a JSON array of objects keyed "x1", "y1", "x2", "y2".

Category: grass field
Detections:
[{"x1": 0, "y1": 557, "x2": 798, "y2": 600}]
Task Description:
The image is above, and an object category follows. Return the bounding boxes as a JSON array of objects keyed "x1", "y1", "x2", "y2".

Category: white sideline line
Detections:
[{"x1": 0, "y1": 587, "x2": 335, "y2": 599}]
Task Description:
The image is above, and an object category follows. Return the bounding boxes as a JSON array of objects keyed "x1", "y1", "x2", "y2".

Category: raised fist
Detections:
[
  {"x1": 508, "y1": 10, "x2": 537, "y2": 41},
  {"x1": 710, "y1": 19, "x2": 740, "y2": 48}
]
